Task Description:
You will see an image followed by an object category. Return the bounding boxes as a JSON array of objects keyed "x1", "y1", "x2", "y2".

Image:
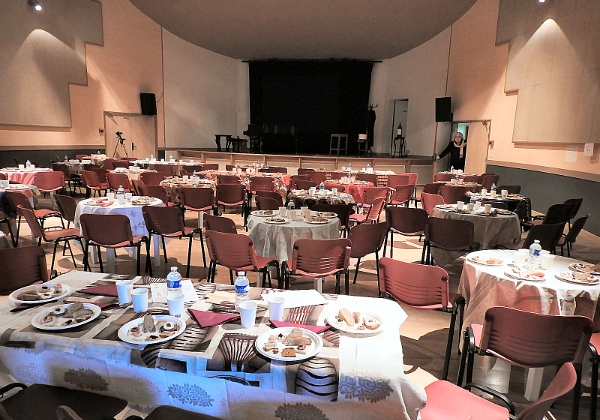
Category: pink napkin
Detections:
[
  {"x1": 188, "y1": 309, "x2": 240, "y2": 328},
  {"x1": 270, "y1": 320, "x2": 330, "y2": 334},
  {"x1": 77, "y1": 284, "x2": 118, "y2": 297}
]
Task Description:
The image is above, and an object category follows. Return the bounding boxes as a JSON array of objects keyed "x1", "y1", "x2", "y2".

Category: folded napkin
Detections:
[
  {"x1": 188, "y1": 309, "x2": 239, "y2": 328},
  {"x1": 97, "y1": 201, "x2": 114, "y2": 207},
  {"x1": 77, "y1": 284, "x2": 118, "y2": 297},
  {"x1": 270, "y1": 320, "x2": 330, "y2": 334}
]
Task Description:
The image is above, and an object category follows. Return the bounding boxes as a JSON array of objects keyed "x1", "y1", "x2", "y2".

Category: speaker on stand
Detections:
[
  {"x1": 140, "y1": 93, "x2": 157, "y2": 116},
  {"x1": 435, "y1": 97, "x2": 452, "y2": 122}
]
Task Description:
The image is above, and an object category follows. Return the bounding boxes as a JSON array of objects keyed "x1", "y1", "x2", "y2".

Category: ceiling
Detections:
[{"x1": 129, "y1": 0, "x2": 478, "y2": 60}]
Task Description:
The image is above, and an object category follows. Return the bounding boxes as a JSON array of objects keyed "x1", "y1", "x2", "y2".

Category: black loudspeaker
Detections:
[
  {"x1": 435, "y1": 97, "x2": 452, "y2": 122},
  {"x1": 140, "y1": 93, "x2": 157, "y2": 116}
]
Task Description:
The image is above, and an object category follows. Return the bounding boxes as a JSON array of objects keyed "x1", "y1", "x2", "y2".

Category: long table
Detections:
[{"x1": 0, "y1": 271, "x2": 425, "y2": 419}]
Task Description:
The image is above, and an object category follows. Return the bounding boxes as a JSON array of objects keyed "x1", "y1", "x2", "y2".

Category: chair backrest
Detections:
[
  {"x1": 461, "y1": 175, "x2": 479, "y2": 183},
  {"x1": 329, "y1": 171, "x2": 346, "y2": 180},
  {"x1": 34, "y1": 170, "x2": 64, "y2": 192},
  {"x1": 291, "y1": 238, "x2": 351, "y2": 276},
  {"x1": 563, "y1": 198, "x2": 583, "y2": 220},
  {"x1": 496, "y1": 185, "x2": 521, "y2": 194},
  {"x1": 256, "y1": 190, "x2": 283, "y2": 207},
  {"x1": 295, "y1": 179, "x2": 317, "y2": 190},
  {"x1": 310, "y1": 203, "x2": 353, "y2": 229},
  {"x1": 438, "y1": 185, "x2": 467, "y2": 204},
  {"x1": 362, "y1": 187, "x2": 389, "y2": 205},
  {"x1": 106, "y1": 172, "x2": 131, "y2": 191},
  {"x1": 142, "y1": 205, "x2": 184, "y2": 236},
  {"x1": 289, "y1": 174, "x2": 310, "y2": 189},
  {"x1": 0, "y1": 173, "x2": 6, "y2": 180},
  {"x1": 365, "y1": 197, "x2": 386, "y2": 222},
  {"x1": 0, "y1": 245, "x2": 48, "y2": 294},
  {"x1": 92, "y1": 168, "x2": 108, "y2": 183},
  {"x1": 517, "y1": 363, "x2": 577, "y2": 420},
  {"x1": 522, "y1": 222, "x2": 565, "y2": 251},
  {"x1": 131, "y1": 179, "x2": 145, "y2": 195},
  {"x1": 216, "y1": 184, "x2": 246, "y2": 205},
  {"x1": 297, "y1": 168, "x2": 315, "y2": 176},
  {"x1": 259, "y1": 166, "x2": 287, "y2": 174},
  {"x1": 387, "y1": 174, "x2": 410, "y2": 188},
  {"x1": 102, "y1": 158, "x2": 122, "y2": 171},
  {"x1": 356, "y1": 173, "x2": 378, "y2": 185},
  {"x1": 307, "y1": 171, "x2": 327, "y2": 184},
  {"x1": 348, "y1": 222, "x2": 387, "y2": 258},
  {"x1": 255, "y1": 196, "x2": 280, "y2": 211},
  {"x1": 543, "y1": 203, "x2": 574, "y2": 224},
  {"x1": 433, "y1": 173, "x2": 453, "y2": 182},
  {"x1": 54, "y1": 194, "x2": 77, "y2": 223},
  {"x1": 80, "y1": 170, "x2": 100, "y2": 188},
  {"x1": 421, "y1": 192, "x2": 444, "y2": 215},
  {"x1": 80, "y1": 213, "x2": 134, "y2": 246},
  {"x1": 82, "y1": 163, "x2": 101, "y2": 171},
  {"x1": 205, "y1": 230, "x2": 256, "y2": 270},
  {"x1": 249, "y1": 176, "x2": 275, "y2": 193},
  {"x1": 204, "y1": 214, "x2": 237, "y2": 233},
  {"x1": 217, "y1": 174, "x2": 241, "y2": 185},
  {"x1": 139, "y1": 171, "x2": 167, "y2": 186},
  {"x1": 6, "y1": 190, "x2": 34, "y2": 213},
  {"x1": 479, "y1": 306, "x2": 593, "y2": 367},
  {"x1": 138, "y1": 184, "x2": 169, "y2": 204},
  {"x1": 17, "y1": 205, "x2": 45, "y2": 240},
  {"x1": 202, "y1": 163, "x2": 219, "y2": 171},
  {"x1": 153, "y1": 164, "x2": 175, "y2": 176},
  {"x1": 425, "y1": 217, "x2": 474, "y2": 251},
  {"x1": 181, "y1": 165, "x2": 204, "y2": 175},
  {"x1": 421, "y1": 182, "x2": 442, "y2": 194},
  {"x1": 564, "y1": 214, "x2": 589, "y2": 244},
  {"x1": 180, "y1": 187, "x2": 214, "y2": 211},
  {"x1": 389, "y1": 184, "x2": 414, "y2": 206},
  {"x1": 51, "y1": 163, "x2": 71, "y2": 180},
  {"x1": 405, "y1": 172, "x2": 418, "y2": 186},
  {"x1": 386, "y1": 207, "x2": 428, "y2": 235},
  {"x1": 480, "y1": 174, "x2": 500, "y2": 190},
  {"x1": 379, "y1": 258, "x2": 450, "y2": 308},
  {"x1": 480, "y1": 199, "x2": 508, "y2": 210},
  {"x1": 112, "y1": 160, "x2": 129, "y2": 169},
  {"x1": 323, "y1": 184, "x2": 345, "y2": 193}
]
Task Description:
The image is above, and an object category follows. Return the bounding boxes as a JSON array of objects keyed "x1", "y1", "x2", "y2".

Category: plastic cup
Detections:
[
  {"x1": 289, "y1": 210, "x2": 297, "y2": 221},
  {"x1": 480, "y1": 188, "x2": 487, "y2": 196},
  {"x1": 18, "y1": 164, "x2": 25, "y2": 170},
  {"x1": 125, "y1": 192, "x2": 133, "y2": 202},
  {"x1": 473, "y1": 201, "x2": 481, "y2": 211},
  {"x1": 106, "y1": 192, "x2": 115, "y2": 201},
  {"x1": 1, "y1": 180, "x2": 9, "y2": 188},
  {"x1": 456, "y1": 201, "x2": 464, "y2": 210},
  {"x1": 501, "y1": 189, "x2": 508, "y2": 198},
  {"x1": 514, "y1": 250, "x2": 528, "y2": 268},
  {"x1": 540, "y1": 253, "x2": 555, "y2": 270},
  {"x1": 466, "y1": 203, "x2": 474, "y2": 212},
  {"x1": 167, "y1": 292, "x2": 185, "y2": 318},
  {"x1": 332, "y1": 188, "x2": 338, "y2": 194},
  {"x1": 278, "y1": 206, "x2": 287, "y2": 217},
  {"x1": 116, "y1": 280, "x2": 134, "y2": 305},
  {"x1": 131, "y1": 288, "x2": 149, "y2": 313},
  {"x1": 268, "y1": 296, "x2": 285, "y2": 322},
  {"x1": 239, "y1": 301, "x2": 257, "y2": 328},
  {"x1": 484, "y1": 203, "x2": 492, "y2": 213}
]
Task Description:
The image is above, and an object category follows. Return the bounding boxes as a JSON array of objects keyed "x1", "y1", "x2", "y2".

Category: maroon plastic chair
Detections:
[
  {"x1": 180, "y1": 187, "x2": 215, "y2": 216},
  {"x1": 423, "y1": 217, "x2": 474, "y2": 265},
  {"x1": 433, "y1": 173, "x2": 454, "y2": 182},
  {"x1": 143, "y1": 205, "x2": 202, "y2": 275},
  {"x1": 387, "y1": 174, "x2": 410, "y2": 188},
  {"x1": 34, "y1": 170, "x2": 65, "y2": 197},
  {"x1": 106, "y1": 172, "x2": 132, "y2": 192},
  {"x1": 152, "y1": 163, "x2": 175, "y2": 176},
  {"x1": 416, "y1": 183, "x2": 442, "y2": 209},
  {"x1": 383, "y1": 207, "x2": 428, "y2": 258},
  {"x1": 52, "y1": 163, "x2": 80, "y2": 196},
  {"x1": 256, "y1": 190, "x2": 283, "y2": 207},
  {"x1": 420, "y1": 192, "x2": 444, "y2": 215},
  {"x1": 281, "y1": 238, "x2": 351, "y2": 294},
  {"x1": 215, "y1": 184, "x2": 248, "y2": 226},
  {"x1": 205, "y1": 230, "x2": 279, "y2": 286},
  {"x1": 295, "y1": 179, "x2": 317, "y2": 190},
  {"x1": 255, "y1": 196, "x2": 280, "y2": 211},
  {"x1": 80, "y1": 213, "x2": 152, "y2": 276},
  {"x1": 356, "y1": 173, "x2": 378, "y2": 185},
  {"x1": 138, "y1": 184, "x2": 175, "y2": 207},
  {"x1": 139, "y1": 171, "x2": 167, "y2": 186},
  {"x1": 307, "y1": 171, "x2": 327, "y2": 184},
  {"x1": 348, "y1": 222, "x2": 387, "y2": 285},
  {"x1": 361, "y1": 187, "x2": 389, "y2": 212},
  {"x1": 297, "y1": 168, "x2": 315, "y2": 176},
  {"x1": 388, "y1": 184, "x2": 413, "y2": 206},
  {"x1": 259, "y1": 166, "x2": 287, "y2": 174},
  {"x1": 17, "y1": 205, "x2": 83, "y2": 271},
  {"x1": 457, "y1": 307, "x2": 592, "y2": 420},
  {"x1": 480, "y1": 174, "x2": 500, "y2": 190},
  {"x1": 180, "y1": 165, "x2": 204, "y2": 175},
  {"x1": 288, "y1": 174, "x2": 310, "y2": 189},
  {"x1": 0, "y1": 246, "x2": 48, "y2": 295},
  {"x1": 204, "y1": 213, "x2": 238, "y2": 234},
  {"x1": 438, "y1": 185, "x2": 467, "y2": 204},
  {"x1": 329, "y1": 171, "x2": 346, "y2": 180},
  {"x1": 349, "y1": 196, "x2": 385, "y2": 225},
  {"x1": 422, "y1": 362, "x2": 577, "y2": 420},
  {"x1": 6, "y1": 190, "x2": 62, "y2": 246},
  {"x1": 461, "y1": 175, "x2": 480, "y2": 183},
  {"x1": 323, "y1": 184, "x2": 345, "y2": 193},
  {"x1": 249, "y1": 176, "x2": 274, "y2": 193},
  {"x1": 54, "y1": 194, "x2": 77, "y2": 228},
  {"x1": 217, "y1": 174, "x2": 241, "y2": 185},
  {"x1": 202, "y1": 163, "x2": 219, "y2": 171},
  {"x1": 310, "y1": 202, "x2": 354, "y2": 237},
  {"x1": 82, "y1": 163, "x2": 101, "y2": 171},
  {"x1": 79, "y1": 170, "x2": 107, "y2": 197},
  {"x1": 379, "y1": 258, "x2": 464, "y2": 380},
  {"x1": 131, "y1": 179, "x2": 144, "y2": 195}
]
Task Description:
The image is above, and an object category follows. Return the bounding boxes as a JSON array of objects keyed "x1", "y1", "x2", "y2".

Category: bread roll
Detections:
[{"x1": 338, "y1": 308, "x2": 354, "y2": 326}]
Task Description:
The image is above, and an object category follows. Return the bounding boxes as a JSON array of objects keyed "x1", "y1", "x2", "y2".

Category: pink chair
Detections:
[
  {"x1": 349, "y1": 196, "x2": 385, "y2": 225},
  {"x1": 348, "y1": 222, "x2": 387, "y2": 285},
  {"x1": 420, "y1": 192, "x2": 444, "y2": 215},
  {"x1": 106, "y1": 172, "x2": 132, "y2": 193},
  {"x1": 80, "y1": 170, "x2": 107, "y2": 197},
  {"x1": 34, "y1": 170, "x2": 64, "y2": 196},
  {"x1": 383, "y1": 207, "x2": 428, "y2": 258},
  {"x1": 387, "y1": 174, "x2": 410, "y2": 188},
  {"x1": 433, "y1": 173, "x2": 453, "y2": 182},
  {"x1": 388, "y1": 184, "x2": 413, "y2": 206}
]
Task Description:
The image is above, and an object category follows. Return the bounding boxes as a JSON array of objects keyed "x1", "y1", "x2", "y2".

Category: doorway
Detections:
[{"x1": 104, "y1": 112, "x2": 157, "y2": 160}]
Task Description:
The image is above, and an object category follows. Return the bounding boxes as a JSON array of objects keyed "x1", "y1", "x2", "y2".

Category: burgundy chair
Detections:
[
  {"x1": 215, "y1": 184, "x2": 248, "y2": 226},
  {"x1": 106, "y1": 172, "x2": 132, "y2": 192},
  {"x1": 420, "y1": 192, "x2": 444, "y2": 215},
  {"x1": 309, "y1": 202, "x2": 354, "y2": 237},
  {"x1": 139, "y1": 171, "x2": 167, "y2": 186},
  {"x1": 356, "y1": 173, "x2": 377, "y2": 185},
  {"x1": 297, "y1": 168, "x2": 315, "y2": 176},
  {"x1": 388, "y1": 184, "x2": 413, "y2": 206},
  {"x1": 438, "y1": 185, "x2": 467, "y2": 204},
  {"x1": 180, "y1": 165, "x2": 204, "y2": 175},
  {"x1": 480, "y1": 174, "x2": 500, "y2": 190},
  {"x1": 348, "y1": 222, "x2": 387, "y2": 286},
  {"x1": 387, "y1": 174, "x2": 410, "y2": 188},
  {"x1": 461, "y1": 175, "x2": 480, "y2": 183},
  {"x1": 249, "y1": 176, "x2": 275, "y2": 193},
  {"x1": 307, "y1": 171, "x2": 327, "y2": 184},
  {"x1": 152, "y1": 163, "x2": 175, "y2": 176},
  {"x1": 204, "y1": 213, "x2": 238, "y2": 234},
  {"x1": 423, "y1": 217, "x2": 474, "y2": 265},
  {"x1": 79, "y1": 170, "x2": 107, "y2": 197},
  {"x1": 80, "y1": 213, "x2": 152, "y2": 276},
  {"x1": 205, "y1": 230, "x2": 278, "y2": 287},
  {"x1": 34, "y1": 170, "x2": 65, "y2": 197},
  {"x1": 329, "y1": 171, "x2": 346, "y2": 180},
  {"x1": 131, "y1": 179, "x2": 144, "y2": 195},
  {"x1": 259, "y1": 166, "x2": 287, "y2": 174},
  {"x1": 202, "y1": 163, "x2": 219, "y2": 171},
  {"x1": 379, "y1": 258, "x2": 464, "y2": 380},
  {"x1": 383, "y1": 207, "x2": 428, "y2": 258},
  {"x1": 52, "y1": 163, "x2": 80, "y2": 196},
  {"x1": 361, "y1": 187, "x2": 389, "y2": 211},
  {"x1": 6, "y1": 190, "x2": 62, "y2": 246},
  {"x1": 217, "y1": 174, "x2": 241, "y2": 185},
  {"x1": 138, "y1": 184, "x2": 175, "y2": 207},
  {"x1": 256, "y1": 190, "x2": 283, "y2": 207},
  {"x1": 457, "y1": 307, "x2": 592, "y2": 420},
  {"x1": 323, "y1": 184, "x2": 345, "y2": 193},
  {"x1": 281, "y1": 238, "x2": 351, "y2": 294},
  {"x1": 295, "y1": 179, "x2": 317, "y2": 190},
  {"x1": 349, "y1": 196, "x2": 385, "y2": 225},
  {"x1": 255, "y1": 196, "x2": 280, "y2": 211},
  {"x1": 288, "y1": 174, "x2": 310, "y2": 189},
  {"x1": 421, "y1": 362, "x2": 577, "y2": 420},
  {"x1": 415, "y1": 183, "x2": 442, "y2": 209},
  {"x1": 0, "y1": 246, "x2": 48, "y2": 295},
  {"x1": 143, "y1": 205, "x2": 202, "y2": 275},
  {"x1": 54, "y1": 194, "x2": 77, "y2": 228},
  {"x1": 433, "y1": 173, "x2": 453, "y2": 182},
  {"x1": 17, "y1": 205, "x2": 83, "y2": 271}
]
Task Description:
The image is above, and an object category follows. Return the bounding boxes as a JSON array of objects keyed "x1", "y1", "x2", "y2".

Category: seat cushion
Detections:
[
  {"x1": 420, "y1": 380, "x2": 509, "y2": 420},
  {"x1": 145, "y1": 405, "x2": 222, "y2": 420}
]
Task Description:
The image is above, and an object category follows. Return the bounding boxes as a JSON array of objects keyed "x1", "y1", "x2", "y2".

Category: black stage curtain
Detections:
[{"x1": 248, "y1": 61, "x2": 373, "y2": 155}]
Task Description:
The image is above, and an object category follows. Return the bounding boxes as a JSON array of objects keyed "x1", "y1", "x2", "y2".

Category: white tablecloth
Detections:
[
  {"x1": 248, "y1": 215, "x2": 341, "y2": 262},
  {"x1": 0, "y1": 271, "x2": 426, "y2": 419}
]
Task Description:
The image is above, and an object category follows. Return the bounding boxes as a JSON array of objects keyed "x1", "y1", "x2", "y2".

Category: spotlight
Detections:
[{"x1": 27, "y1": 0, "x2": 42, "y2": 11}]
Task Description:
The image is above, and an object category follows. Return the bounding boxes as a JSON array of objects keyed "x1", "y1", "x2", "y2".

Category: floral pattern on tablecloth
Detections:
[
  {"x1": 64, "y1": 367, "x2": 109, "y2": 391},
  {"x1": 168, "y1": 383, "x2": 214, "y2": 407},
  {"x1": 338, "y1": 373, "x2": 393, "y2": 403},
  {"x1": 275, "y1": 403, "x2": 329, "y2": 420}
]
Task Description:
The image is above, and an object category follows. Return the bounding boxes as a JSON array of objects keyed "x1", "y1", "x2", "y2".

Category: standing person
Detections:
[{"x1": 436, "y1": 132, "x2": 467, "y2": 170}]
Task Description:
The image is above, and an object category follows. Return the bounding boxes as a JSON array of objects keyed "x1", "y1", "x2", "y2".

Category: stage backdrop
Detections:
[{"x1": 248, "y1": 60, "x2": 373, "y2": 155}]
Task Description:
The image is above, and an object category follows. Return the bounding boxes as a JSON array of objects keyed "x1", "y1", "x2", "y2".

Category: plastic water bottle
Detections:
[
  {"x1": 528, "y1": 240, "x2": 542, "y2": 269},
  {"x1": 26, "y1": 160, "x2": 31, "y2": 168},
  {"x1": 117, "y1": 185, "x2": 125, "y2": 203},
  {"x1": 166, "y1": 266, "x2": 182, "y2": 293},
  {"x1": 234, "y1": 271, "x2": 249, "y2": 311},
  {"x1": 319, "y1": 181, "x2": 325, "y2": 191},
  {"x1": 287, "y1": 200, "x2": 295, "y2": 211}
]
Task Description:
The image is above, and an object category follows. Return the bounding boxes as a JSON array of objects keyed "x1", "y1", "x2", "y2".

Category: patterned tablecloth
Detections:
[
  {"x1": 0, "y1": 271, "x2": 426, "y2": 419},
  {"x1": 323, "y1": 181, "x2": 373, "y2": 204},
  {"x1": 159, "y1": 178, "x2": 215, "y2": 204},
  {"x1": 287, "y1": 190, "x2": 355, "y2": 208},
  {"x1": 201, "y1": 171, "x2": 289, "y2": 198}
]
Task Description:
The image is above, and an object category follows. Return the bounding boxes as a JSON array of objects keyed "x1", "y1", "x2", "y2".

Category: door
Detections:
[
  {"x1": 104, "y1": 112, "x2": 157, "y2": 160},
  {"x1": 463, "y1": 121, "x2": 490, "y2": 175}
]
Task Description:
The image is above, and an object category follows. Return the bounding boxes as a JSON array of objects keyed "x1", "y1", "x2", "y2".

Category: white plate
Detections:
[
  {"x1": 569, "y1": 263, "x2": 600, "y2": 276},
  {"x1": 255, "y1": 327, "x2": 323, "y2": 362},
  {"x1": 251, "y1": 210, "x2": 277, "y2": 217},
  {"x1": 303, "y1": 218, "x2": 329, "y2": 224},
  {"x1": 316, "y1": 212, "x2": 337, "y2": 219},
  {"x1": 10, "y1": 284, "x2": 71, "y2": 305},
  {"x1": 467, "y1": 255, "x2": 504, "y2": 266},
  {"x1": 264, "y1": 217, "x2": 288, "y2": 224},
  {"x1": 555, "y1": 271, "x2": 600, "y2": 286},
  {"x1": 504, "y1": 270, "x2": 545, "y2": 282},
  {"x1": 326, "y1": 311, "x2": 384, "y2": 334},
  {"x1": 31, "y1": 303, "x2": 101, "y2": 331},
  {"x1": 118, "y1": 315, "x2": 186, "y2": 345}
]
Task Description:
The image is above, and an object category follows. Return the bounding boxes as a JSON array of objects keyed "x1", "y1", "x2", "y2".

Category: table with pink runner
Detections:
[
  {"x1": 323, "y1": 180, "x2": 373, "y2": 203},
  {"x1": 0, "y1": 167, "x2": 51, "y2": 185}
]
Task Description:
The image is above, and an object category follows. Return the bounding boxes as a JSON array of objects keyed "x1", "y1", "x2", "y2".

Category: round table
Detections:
[
  {"x1": 0, "y1": 167, "x2": 51, "y2": 185},
  {"x1": 247, "y1": 213, "x2": 341, "y2": 262},
  {"x1": 466, "y1": 191, "x2": 532, "y2": 222},
  {"x1": 323, "y1": 180, "x2": 373, "y2": 203},
  {"x1": 287, "y1": 189, "x2": 354, "y2": 208},
  {"x1": 159, "y1": 178, "x2": 215, "y2": 204}
]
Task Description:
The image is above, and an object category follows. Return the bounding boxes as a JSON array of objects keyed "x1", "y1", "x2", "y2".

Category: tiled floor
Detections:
[{"x1": 2, "y1": 195, "x2": 598, "y2": 419}]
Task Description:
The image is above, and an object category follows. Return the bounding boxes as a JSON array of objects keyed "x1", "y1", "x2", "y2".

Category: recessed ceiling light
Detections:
[{"x1": 27, "y1": 0, "x2": 42, "y2": 11}]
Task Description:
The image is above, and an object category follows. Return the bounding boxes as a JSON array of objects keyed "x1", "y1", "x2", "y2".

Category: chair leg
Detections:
[
  {"x1": 83, "y1": 241, "x2": 90, "y2": 271},
  {"x1": 161, "y1": 236, "x2": 168, "y2": 263},
  {"x1": 136, "y1": 244, "x2": 141, "y2": 276},
  {"x1": 353, "y1": 257, "x2": 361, "y2": 284},
  {"x1": 375, "y1": 250, "x2": 381, "y2": 292},
  {"x1": 97, "y1": 245, "x2": 104, "y2": 273},
  {"x1": 572, "y1": 363, "x2": 583, "y2": 420},
  {"x1": 199, "y1": 229, "x2": 206, "y2": 267},
  {"x1": 145, "y1": 239, "x2": 153, "y2": 276},
  {"x1": 421, "y1": 241, "x2": 427, "y2": 264},
  {"x1": 65, "y1": 240, "x2": 77, "y2": 267},
  {"x1": 591, "y1": 346, "x2": 598, "y2": 420},
  {"x1": 186, "y1": 235, "x2": 193, "y2": 278},
  {"x1": 390, "y1": 231, "x2": 394, "y2": 258},
  {"x1": 50, "y1": 240, "x2": 60, "y2": 272},
  {"x1": 457, "y1": 328, "x2": 472, "y2": 386},
  {"x1": 345, "y1": 269, "x2": 350, "y2": 295},
  {"x1": 442, "y1": 296, "x2": 465, "y2": 380}
]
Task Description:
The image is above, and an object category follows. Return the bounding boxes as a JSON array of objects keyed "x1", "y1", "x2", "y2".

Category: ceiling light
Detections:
[
  {"x1": 539, "y1": 0, "x2": 545, "y2": 3},
  {"x1": 27, "y1": 0, "x2": 42, "y2": 11}
]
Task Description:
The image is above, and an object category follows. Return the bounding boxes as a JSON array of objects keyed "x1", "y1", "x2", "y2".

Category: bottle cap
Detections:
[
  {"x1": 170, "y1": 266, "x2": 178, "y2": 271},
  {"x1": 238, "y1": 271, "x2": 246, "y2": 276}
]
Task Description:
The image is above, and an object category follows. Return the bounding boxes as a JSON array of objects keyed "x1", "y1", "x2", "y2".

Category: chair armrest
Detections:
[
  {"x1": 0, "y1": 382, "x2": 26, "y2": 399},
  {"x1": 463, "y1": 383, "x2": 516, "y2": 415}
]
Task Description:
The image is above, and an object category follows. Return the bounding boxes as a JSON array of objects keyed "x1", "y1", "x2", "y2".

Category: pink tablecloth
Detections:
[
  {"x1": 0, "y1": 168, "x2": 51, "y2": 185},
  {"x1": 323, "y1": 181, "x2": 373, "y2": 203}
]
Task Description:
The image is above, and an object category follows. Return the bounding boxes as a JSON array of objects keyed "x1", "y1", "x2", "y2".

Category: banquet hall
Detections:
[{"x1": 1, "y1": 1, "x2": 599, "y2": 419}]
